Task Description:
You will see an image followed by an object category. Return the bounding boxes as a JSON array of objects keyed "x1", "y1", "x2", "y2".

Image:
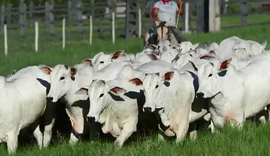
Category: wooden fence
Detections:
[
  {"x1": 219, "y1": 0, "x2": 270, "y2": 29},
  {"x1": 0, "y1": 0, "x2": 130, "y2": 39},
  {"x1": 0, "y1": 0, "x2": 270, "y2": 41}
]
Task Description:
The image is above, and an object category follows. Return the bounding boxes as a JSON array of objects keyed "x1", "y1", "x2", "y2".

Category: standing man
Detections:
[{"x1": 147, "y1": 0, "x2": 186, "y2": 45}]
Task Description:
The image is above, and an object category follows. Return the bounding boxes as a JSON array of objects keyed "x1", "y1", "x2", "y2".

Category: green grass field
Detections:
[{"x1": 0, "y1": 25, "x2": 270, "y2": 156}]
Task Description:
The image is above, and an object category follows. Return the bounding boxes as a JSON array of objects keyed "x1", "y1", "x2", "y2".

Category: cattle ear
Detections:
[
  {"x1": 188, "y1": 60, "x2": 198, "y2": 71},
  {"x1": 82, "y1": 59, "x2": 93, "y2": 66},
  {"x1": 147, "y1": 54, "x2": 158, "y2": 60},
  {"x1": 163, "y1": 71, "x2": 174, "y2": 81},
  {"x1": 129, "y1": 78, "x2": 143, "y2": 86},
  {"x1": 200, "y1": 55, "x2": 215, "y2": 59},
  {"x1": 218, "y1": 59, "x2": 231, "y2": 71},
  {"x1": 70, "y1": 68, "x2": 76, "y2": 76},
  {"x1": 149, "y1": 44, "x2": 157, "y2": 49},
  {"x1": 111, "y1": 50, "x2": 124, "y2": 60},
  {"x1": 40, "y1": 65, "x2": 52, "y2": 75},
  {"x1": 209, "y1": 50, "x2": 216, "y2": 55},
  {"x1": 193, "y1": 43, "x2": 200, "y2": 49},
  {"x1": 109, "y1": 87, "x2": 127, "y2": 95},
  {"x1": 75, "y1": 87, "x2": 88, "y2": 95}
]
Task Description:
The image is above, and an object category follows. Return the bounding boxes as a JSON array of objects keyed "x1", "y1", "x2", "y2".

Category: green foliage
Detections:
[{"x1": 0, "y1": 25, "x2": 270, "y2": 156}]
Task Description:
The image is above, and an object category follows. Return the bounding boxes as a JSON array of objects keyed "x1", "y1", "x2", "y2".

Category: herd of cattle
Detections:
[{"x1": 0, "y1": 35, "x2": 269, "y2": 154}]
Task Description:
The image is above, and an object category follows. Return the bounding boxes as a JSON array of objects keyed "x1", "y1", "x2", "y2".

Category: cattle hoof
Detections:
[
  {"x1": 114, "y1": 140, "x2": 123, "y2": 149},
  {"x1": 157, "y1": 134, "x2": 165, "y2": 141},
  {"x1": 189, "y1": 131, "x2": 197, "y2": 141}
]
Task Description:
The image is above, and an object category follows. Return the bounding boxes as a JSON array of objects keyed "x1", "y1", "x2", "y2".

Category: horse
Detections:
[
  {"x1": 156, "y1": 21, "x2": 179, "y2": 46},
  {"x1": 142, "y1": 21, "x2": 184, "y2": 49}
]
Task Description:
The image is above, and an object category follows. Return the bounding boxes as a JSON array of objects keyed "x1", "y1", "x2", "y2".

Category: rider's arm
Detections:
[
  {"x1": 176, "y1": 0, "x2": 183, "y2": 15},
  {"x1": 151, "y1": 7, "x2": 159, "y2": 22}
]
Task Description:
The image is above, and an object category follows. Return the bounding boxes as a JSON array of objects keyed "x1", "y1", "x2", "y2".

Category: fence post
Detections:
[
  {"x1": 35, "y1": 21, "x2": 39, "y2": 52},
  {"x1": 77, "y1": 2, "x2": 83, "y2": 36},
  {"x1": 45, "y1": 2, "x2": 49, "y2": 28},
  {"x1": 89, "y1": 16, "x2": 93, "y2": 45},
  {"x1": 184, "y1": 2, "x2": 190, "y2": 33},
  {"x1": 0, "y1": 5, "x2": 5, "y2": 34},
  {"x1": 109, "y1": 0, "x2": 113, "y2": 36},
  {"x1": 241, "y1": 0, "x2": 248, "y2": 26},
  {"x1": 112, "y1": 12, "x2": 115, "y2": 43},
  {"x1": 49, "y1": 2, "x2": 55, "y2": 36},
  {"x1": 67, "y1": 0, "x2": 72, "y2": 27},
  {"x1": 138, "y1": 7, "x2": 142, "y2": 38},
  {"x1": 208, "y1": 0, "x2": 215, "y2": 32},
  {"x1": 62, "y1": 18, "x2": 66, "y2": 49},
  {"x1": 90, "y1": 0, "x2": 95, "y2": 41},
  {"x1": 29, "y1": 2, "x2": 34, "y2": 27},
  {"x1": 6, "y1": 4, "x2": 11, "y2": 26},
  {"x1": 19, "y1": 0, "x2": 26, "y2": 38},
  {"x1": 214, "y1": 0, "x2": 221, "y2": 31},
  {"x1": 4, "y1": 24, "x2": 8, "y2": 56}
]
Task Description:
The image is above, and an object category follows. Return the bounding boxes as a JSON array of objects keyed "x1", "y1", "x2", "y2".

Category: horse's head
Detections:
[{"x1": 156, "y1": 21, "x2": 169, "y2": 44}]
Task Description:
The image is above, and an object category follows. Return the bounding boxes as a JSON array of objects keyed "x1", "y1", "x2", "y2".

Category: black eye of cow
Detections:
[
  {"x1": 155, "y1": 85, "x2": 159, "y2": 89},
  {"x1": 99, "y1": 93, "x2": 104, "y2": 98},
  {"x1": 100, "y1": 61, "x2": 104, "y2": 64},
  {"x1": 60, "y1": 77, "x2": 65, "y2": 80},
  {"x1": 208, "y1": 74, "x2": 213, "y2": 77}
]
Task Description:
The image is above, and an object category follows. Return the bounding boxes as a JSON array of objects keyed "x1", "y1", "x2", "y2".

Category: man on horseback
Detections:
[{"x1": 144, "y1": 0, "x2": 186, "y2": 47}]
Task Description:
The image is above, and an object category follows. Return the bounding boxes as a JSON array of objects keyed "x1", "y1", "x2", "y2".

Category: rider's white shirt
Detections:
[{"x1": 153, "y1": 1, "x2": 178, "y2": 27}]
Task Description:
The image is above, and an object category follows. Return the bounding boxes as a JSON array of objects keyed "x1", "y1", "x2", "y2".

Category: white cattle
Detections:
[
  {"x1": 216, "y1": 36, "x2": 267, "y2": 60},
  {"x1": 46, "y1": 60, "x2": 128, "y2": 145},
  {"x1": 159, "y1": 48, "x2": 179, "y2": 63},
  {"x1": 0, "y1": 65, "x2": 53, "y2": 154},
  {"x1": 91, "y1": 50, "x2": 131, "y2": 70},
  {"x1": 204, "y1": 42, "x2": 219, "y2": 54},
  {"x1": 193, "y1": 57, "x2": 270, "y2": 130},
  {"x1": 177, "y1": 41, "x2": 200, "y2": 54},
  {"x1": 136, "y1": 60, "x2": 174, "y2": 76},
  {"x1": 140, "y1": 68, "x2": 196, "y2": 142},
  {"x1": 75, "y1": 66, "x2": 145, "y2": 147},
  {"x1": 133, "y1": 53, "x2": 160, "y2": 67}
]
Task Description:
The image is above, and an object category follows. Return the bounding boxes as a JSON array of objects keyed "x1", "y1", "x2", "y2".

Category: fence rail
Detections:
[
  {"x1": 0, "y1": 0, "x2": 130, "y2": 39},
  {"x1": 0, "y1": 0, "x2": 270, "y2": 49}
]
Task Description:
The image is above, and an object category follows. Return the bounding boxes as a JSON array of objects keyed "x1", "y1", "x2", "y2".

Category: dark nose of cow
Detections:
[
  {"x1": 87, "y1": 117, "x2": 95, "y2": 122},
  {"x1": 196, "y1": 92, "x2": 204, "y2": 98},
  {"x1": 144, "y1": 107, "x2": 152, "y2": 113},
  {"x1": 47, "y1": 97, "x2": 53, "y2": 102}
]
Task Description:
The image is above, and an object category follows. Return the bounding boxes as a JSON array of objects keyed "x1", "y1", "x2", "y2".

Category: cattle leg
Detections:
[
  {"x1": 175, "y1": 120, "x2": 189, "y2": 143},
  {"x1": 43, "y1": 118, "x2": 55, "y2": 147},
  {"x1": 188, "y1": 122, "x2": 198, "y2": 141},
  {"x1": 33, "y1": 126, "x2": 43, "y2": 149},
  {"x1": 257, "y1": 106, "x2": 270, "y2": 124},
  {"x1": 208, "y1": 120, "x2": 216, "y2": 133},
  {"x1": 114, "y1": 120, "x2": 137, "y2": 148},
  {"x1": 6, "y1": 131, "x2": 19, "y2": 154},
  {"x1": 157, "y1": 133, "x2": 165, "y2": 141},
  {"x1": 69, "y1": 133, "x2": 79, "y2": 146},
  {"x1": 229, "y1": 113, "x2": 245, "y2": 130}
]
